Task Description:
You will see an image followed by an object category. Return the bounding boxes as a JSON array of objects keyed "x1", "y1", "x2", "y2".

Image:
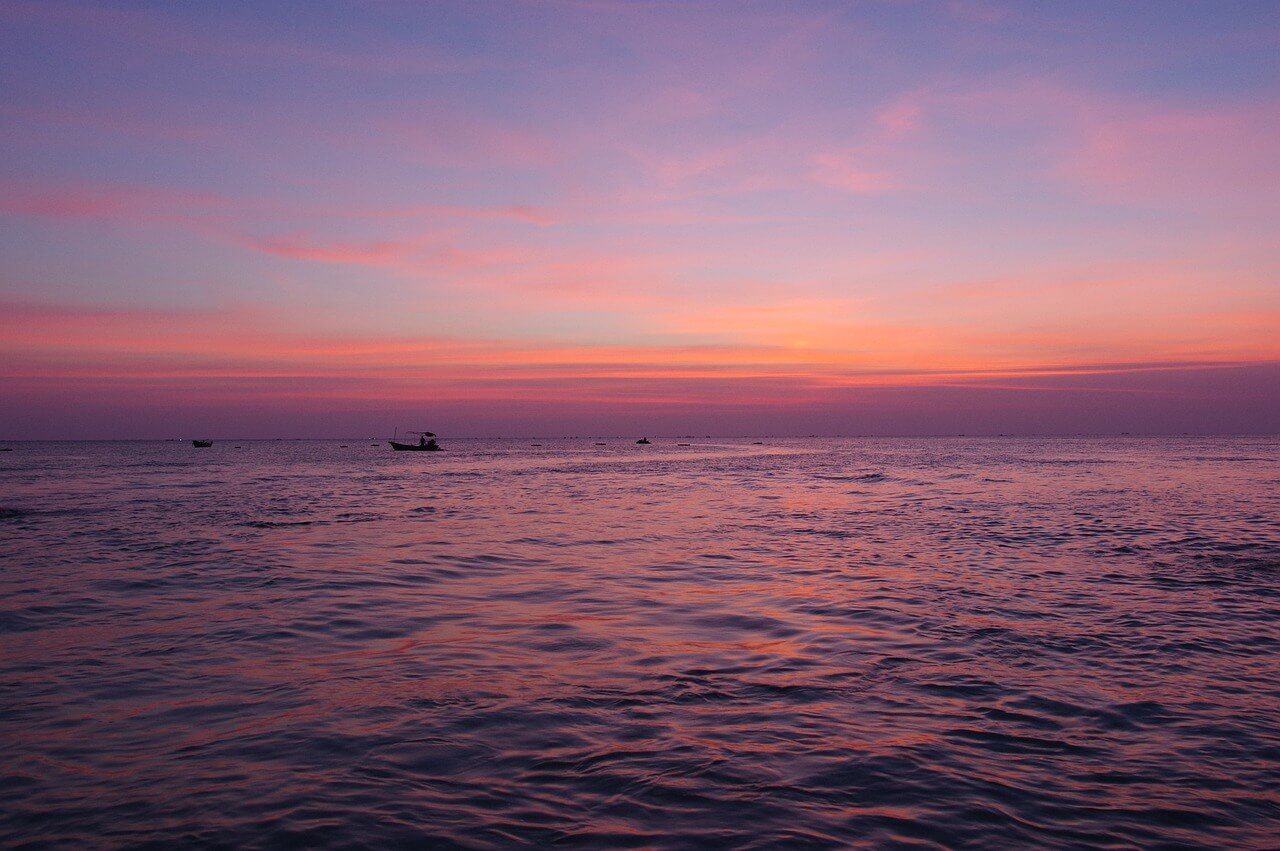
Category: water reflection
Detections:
[{"x1": 1, "y1": 437, "x2": 1277, "y2": 847}]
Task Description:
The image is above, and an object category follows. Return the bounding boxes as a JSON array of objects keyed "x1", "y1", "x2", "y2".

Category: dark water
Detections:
[{"x1": 2, "y1": 437, "x2": 1278, "y2": 848}]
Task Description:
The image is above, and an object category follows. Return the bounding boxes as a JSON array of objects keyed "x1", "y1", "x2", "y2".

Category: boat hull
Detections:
[{"x1": 388, "y1": 440, "x2": 441, "y2": 451}]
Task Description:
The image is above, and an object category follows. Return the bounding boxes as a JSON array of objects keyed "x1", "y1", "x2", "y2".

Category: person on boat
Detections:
[{"x1": 419, "y1": 434, "x2": 427, "y2": 447}]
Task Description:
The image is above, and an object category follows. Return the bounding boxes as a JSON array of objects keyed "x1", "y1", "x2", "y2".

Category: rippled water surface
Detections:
[{"x1": 2, "y1": 436, "x2": 1279, "y2": 848}]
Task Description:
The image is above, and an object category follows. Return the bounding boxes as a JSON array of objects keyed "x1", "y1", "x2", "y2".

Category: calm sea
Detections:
[{"x1": 2, "y1": 436, "x2": 1278, "y2": 848}]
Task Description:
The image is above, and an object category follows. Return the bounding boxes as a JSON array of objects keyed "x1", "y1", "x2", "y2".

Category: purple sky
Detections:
[{"x1": 1, "y1": 1, "x2": 1277, "y2": 437}]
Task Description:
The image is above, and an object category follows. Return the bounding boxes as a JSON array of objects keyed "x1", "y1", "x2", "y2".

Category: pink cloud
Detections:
[
  {"x1": 0, "y1": 182, "x2": 229, "y2": 221},
  {"x1": 861, "y1": 78, "x2": 1280, "y2": 210},
  {"x1": 0, "y1": 179, "x2": 559, "y2": 277},
  {"x1": 242, "y1": 233, "x2": 411, "y2": 267},
  {"x1": 1058, "y1": 102, "x2": 1280, "y2": 209},
  {"x1": 810, "y1": 152, "x2": 895, "y2": 193},
  {"x1": 0, "y1": 179, "x2": 555, "y2": 227},
  {"x1": 875, "y1": 96, "x2": 925, "y2": 138}
]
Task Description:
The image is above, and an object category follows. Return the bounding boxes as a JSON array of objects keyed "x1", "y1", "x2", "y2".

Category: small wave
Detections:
[
  {"x1": 0, "y1": 506, "x2": 30, "y2": 520},
  {"x1": 815, "y1": 472, "x2": 890, "y2": 482},
  {"x1": 1150, "y1": 548, "x2": 1280, "y2": 588},
  {"x1": 334, "y1": 512, "x2": 380, "y2": 523},
  {"x1": 944, "y1": 726, "x2": 1100, "y2": 756},
  {"x1": 242, "y1": 519, "x2": 316, "y2": 528},
  {"x1": 0, "y1": 608, "x2": 42, "y2": 632},
  {"x1": 796, "y1": 526, "x2": 854, "y2": 539},
  {"x1": 1014, "y1": 457, "x2": 1114, "y2": 466},
  {"x1": 242, "y1": 513, "x2": 379, "y2": 529}
]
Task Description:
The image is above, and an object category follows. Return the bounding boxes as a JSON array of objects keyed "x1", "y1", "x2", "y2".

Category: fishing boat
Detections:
[
  {"x1": 390, "y1": 440, "x2": 440, "y2": 451},
  {"x1": 636, "y1": 437, "x2": 651, "y2": 444},
  {"x1": 389, "y1": 430, "x2": 441, "y2": 451},
  {"x1": 192, "y1": 439, "x2": 212, "y2": 448}
]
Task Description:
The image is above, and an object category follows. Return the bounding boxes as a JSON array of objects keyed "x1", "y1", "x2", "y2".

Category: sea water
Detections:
[{"x1": 2, "y1": 437, "x2": 1278, "y2": 848}]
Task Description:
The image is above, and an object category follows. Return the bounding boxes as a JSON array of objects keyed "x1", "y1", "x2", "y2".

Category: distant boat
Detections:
[
  {"x1": 636, "y1": 437, "x2": 651, "y2": 444},
  {"x1": 389, "y1": 429, "x2": 440, "y2": 451},
  {"x1": 389, "y1": 439, "x2": 440, "y2": 451},
  {"x1": 192, "y1": 440, "x2": 212, "y2": 448}
]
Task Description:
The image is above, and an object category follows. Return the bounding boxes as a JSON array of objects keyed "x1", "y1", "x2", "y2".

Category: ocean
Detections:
[{"x1": 2, "y1": 436, "x2": 1278, "y2": 848}]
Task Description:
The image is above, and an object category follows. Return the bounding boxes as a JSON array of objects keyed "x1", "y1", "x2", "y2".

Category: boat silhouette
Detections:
[{"x1": 389, "y1": 430, "x2": 441, "y2": 451}]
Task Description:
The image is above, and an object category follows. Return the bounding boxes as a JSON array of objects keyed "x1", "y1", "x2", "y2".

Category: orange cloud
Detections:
[{"x1": 4, "y1": 297, "x2": 1274, "y2": 401}]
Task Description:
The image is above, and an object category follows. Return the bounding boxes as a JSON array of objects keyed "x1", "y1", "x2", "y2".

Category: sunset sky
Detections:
[{"x1": 2, "y1": 0, "x2": 1277, "y2": 437}]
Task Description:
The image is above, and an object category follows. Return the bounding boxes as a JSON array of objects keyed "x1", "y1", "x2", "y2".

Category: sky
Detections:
[{"x1": 1, "y1": 0, "x2": 1277, "y2": 438}]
